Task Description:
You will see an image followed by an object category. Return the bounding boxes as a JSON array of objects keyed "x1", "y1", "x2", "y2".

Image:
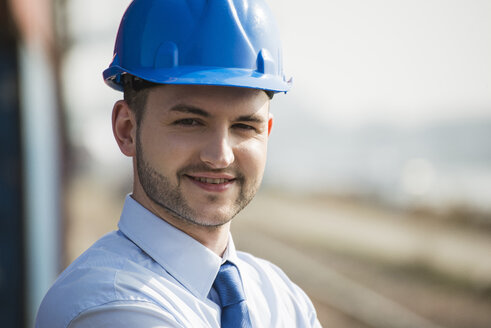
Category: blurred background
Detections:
[{"x1": 1, "y1": 0, "x2": 491, "y2": 327}]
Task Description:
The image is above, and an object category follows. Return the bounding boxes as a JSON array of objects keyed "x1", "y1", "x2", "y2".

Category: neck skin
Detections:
[{"x1": 131, "y1": 166, "x2": 230, "y2": 257}]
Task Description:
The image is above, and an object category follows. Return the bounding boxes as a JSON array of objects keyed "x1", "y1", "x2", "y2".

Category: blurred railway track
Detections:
[
  {"x1": 232, "y1": 190, "x2": 491, "y2": 328},
  {"x1": 233, "y1": 191, "x2": 491, "y2": 290},
  {"x1": 234, "y1": 227, "x2": 447, "y2": 328}
]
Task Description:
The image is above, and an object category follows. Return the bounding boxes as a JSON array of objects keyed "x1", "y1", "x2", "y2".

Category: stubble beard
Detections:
[{"x1": 135, "y1": 133, "x2": 259, "y2": 228}]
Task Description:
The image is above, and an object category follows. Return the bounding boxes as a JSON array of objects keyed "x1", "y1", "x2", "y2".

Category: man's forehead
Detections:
[{"x1": 148, "y1": 84, "x2": 270, "y2": 116}]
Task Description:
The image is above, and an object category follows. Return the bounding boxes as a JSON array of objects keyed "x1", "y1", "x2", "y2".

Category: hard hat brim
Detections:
[{"x1": 103, "y1": 66, "x2": 292, "y2": 93}]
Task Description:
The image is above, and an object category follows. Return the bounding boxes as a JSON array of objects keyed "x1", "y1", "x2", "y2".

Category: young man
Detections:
[{"x1": 36, "y1": 0, "x2": 321, "y2": 327}]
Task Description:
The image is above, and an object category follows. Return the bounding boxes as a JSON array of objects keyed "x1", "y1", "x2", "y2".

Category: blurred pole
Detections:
[
  {"x1": 20, "y1": 43, "x2": 62, "y2": 327},
  {"x1": 0, "y1": 1, "x2": 26, "y2": 327},
  {"x1": 8, "y1": 0, "x2": 63, "y2": 326}
]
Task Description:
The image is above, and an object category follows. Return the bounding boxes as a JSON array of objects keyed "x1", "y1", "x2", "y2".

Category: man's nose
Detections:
[{"x1": 200, "y1": 129, "x2": 235, "y2": 169}]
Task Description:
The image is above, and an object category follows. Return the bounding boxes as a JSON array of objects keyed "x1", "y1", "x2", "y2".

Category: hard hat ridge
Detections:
[{"x1": 103, "y1": 0, "x2": 291, "y2": 92}]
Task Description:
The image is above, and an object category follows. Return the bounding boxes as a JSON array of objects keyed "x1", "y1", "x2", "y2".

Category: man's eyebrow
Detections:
[
  {"x1": 169, "y1": 105, "x2": 210, "y2": 117},
  {"x1": 234, "y1": 114, "x2": 265, "y2": 123},
  {"x1": 170, "y1": 105, "x2": 266, "y2": 123}
]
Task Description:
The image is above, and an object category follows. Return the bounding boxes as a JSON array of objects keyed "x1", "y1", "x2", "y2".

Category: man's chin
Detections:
[{"x1": 185, "y1": 205, "x2": 238, "y2": 227}]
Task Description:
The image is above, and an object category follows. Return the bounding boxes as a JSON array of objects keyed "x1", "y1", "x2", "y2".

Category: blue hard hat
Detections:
[{"x1": 103, "y1": 0, "x2": 292, "y2": 93}]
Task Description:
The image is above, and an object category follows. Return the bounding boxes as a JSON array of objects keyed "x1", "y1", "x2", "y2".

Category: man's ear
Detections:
[
  {"x1": 112, "y1": 100, "x2": 137, "y2": 157},
  {"x1": 268, "y1": 113, "x2": 273, "y2": 136}
]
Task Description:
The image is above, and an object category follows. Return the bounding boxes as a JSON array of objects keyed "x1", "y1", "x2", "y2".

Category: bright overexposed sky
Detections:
[{"x1": 268, "y1": 0, "x2": 491, "y2": 126}]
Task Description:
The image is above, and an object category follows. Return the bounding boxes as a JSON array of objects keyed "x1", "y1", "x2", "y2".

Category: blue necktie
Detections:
[{"x1": 213, "y1": 261, "x2": 252, "y2": 328}]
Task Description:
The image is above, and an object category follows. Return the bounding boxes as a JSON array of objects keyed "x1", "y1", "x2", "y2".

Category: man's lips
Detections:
[
  {"x1": 184, "y1": 173, "x2": 236, "y2": 191},
  {"x1": 185, "y1": 172, "x2": 235, "y2": 182},
  {"x1": 189, "y1": 177, "x2": 231, "y2": 184}
]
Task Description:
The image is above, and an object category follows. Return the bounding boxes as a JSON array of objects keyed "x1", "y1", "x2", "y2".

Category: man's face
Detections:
[{"x1": 135, "y1": 84, "x2": 271, "y2": 228}]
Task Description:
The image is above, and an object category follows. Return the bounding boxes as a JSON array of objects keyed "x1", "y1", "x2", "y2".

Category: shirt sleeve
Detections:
[{"x1": 68, "y1": 301, "x2": 184, "y2": 328}]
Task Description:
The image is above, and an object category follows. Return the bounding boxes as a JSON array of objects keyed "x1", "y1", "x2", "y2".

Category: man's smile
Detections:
[
  {"x1": 190, "y1": 177, "x2": 232, "y2": 184},
  {"x1": 184, "y1": 173, "x2": 237, "y2": 192}
]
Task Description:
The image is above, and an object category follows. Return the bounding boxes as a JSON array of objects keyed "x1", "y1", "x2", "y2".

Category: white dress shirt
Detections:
[{"x1": 36, "y1": 195, "x2": 321, "y2": 327}]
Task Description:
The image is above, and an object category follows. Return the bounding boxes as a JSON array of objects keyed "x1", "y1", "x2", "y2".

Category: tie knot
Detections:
[{"x1": 213, "y1": 261, "x2": 246, "y2": 307}]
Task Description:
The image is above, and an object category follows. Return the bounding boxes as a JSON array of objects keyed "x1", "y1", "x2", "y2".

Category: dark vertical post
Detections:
[{"x1": 0, "y1": 0, "x2": 25, "y2": 327}]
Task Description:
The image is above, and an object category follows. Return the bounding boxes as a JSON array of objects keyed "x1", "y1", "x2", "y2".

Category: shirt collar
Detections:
[{"x1": 118, "y1": 195, "x2": 237, "y2": 300}]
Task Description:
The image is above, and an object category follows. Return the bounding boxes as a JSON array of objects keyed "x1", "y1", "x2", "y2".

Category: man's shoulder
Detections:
[
  {"x1": 236, "y1": 250, "x2": 305, "y2": 297},
  {"x1": 36, "y1": 230, "x2": 161, "y2": 328},
  {"x1": 56, "y1": 230, "x2": 146, "y2": 284},
  {"x1": 236, "y1": 250, "x2": 321, "y2": 326}
]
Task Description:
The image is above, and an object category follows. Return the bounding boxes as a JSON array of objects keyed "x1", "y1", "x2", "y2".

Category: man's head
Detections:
[
  {"x1": 113, "y1": 83, "x2": 272, "y2": 227},
  {"x1": 106, "y1": 0, "x2": 290, "y2": 232}
]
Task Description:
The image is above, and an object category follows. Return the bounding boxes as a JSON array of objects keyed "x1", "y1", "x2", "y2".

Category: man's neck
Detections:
[{"x1": 130, "y1": 192, "x2": 230, "y2": 257}]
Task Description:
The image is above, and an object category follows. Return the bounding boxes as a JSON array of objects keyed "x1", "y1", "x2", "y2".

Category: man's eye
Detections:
[
  {"x1": 233, "y1": 123, "x2": 256, "y2": 131},
  {"x1": 174, "y1": 118, "x2": 201, "y2": 126}
]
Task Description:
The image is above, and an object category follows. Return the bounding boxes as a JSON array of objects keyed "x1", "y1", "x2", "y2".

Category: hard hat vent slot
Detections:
[
  {"x1": 256, "y1": 49, "x2": 276, "y2": 75},
  {"x1": 154, "y1": 41, "x2": 179, "y2": 68}
]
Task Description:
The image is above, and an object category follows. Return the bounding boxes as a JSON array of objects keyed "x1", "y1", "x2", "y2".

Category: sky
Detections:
[{"x1": 268, "y1": 0, "x2": 491, "y2": 126}]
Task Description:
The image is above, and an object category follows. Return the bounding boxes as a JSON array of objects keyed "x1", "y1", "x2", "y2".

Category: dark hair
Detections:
[
  {"x1": 122, "y1": 75, "x2": 274, "y2": 125},
  {"x1": 264, "y1": 90, "x2": 275, "y2": 100},
  {"x1": 122, "y1": 75, "x2": 159, "y2": 126}
]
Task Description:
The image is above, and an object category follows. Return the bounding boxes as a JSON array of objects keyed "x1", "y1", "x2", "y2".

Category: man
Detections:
[{"x1": 36, "y1": 0, "x2": 321, "y2": 327}]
